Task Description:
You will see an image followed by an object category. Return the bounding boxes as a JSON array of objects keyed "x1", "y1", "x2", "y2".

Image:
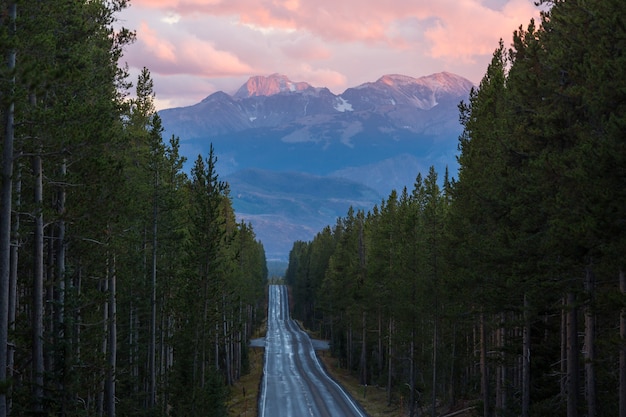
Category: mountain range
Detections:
[{"x1": 158, "y1": 72, "x2": 474, "y2": 260}]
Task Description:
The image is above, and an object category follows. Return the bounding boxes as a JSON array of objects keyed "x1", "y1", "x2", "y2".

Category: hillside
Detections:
[{"x1": 159, "y1": 72, "x2": 472, "y2": 259}]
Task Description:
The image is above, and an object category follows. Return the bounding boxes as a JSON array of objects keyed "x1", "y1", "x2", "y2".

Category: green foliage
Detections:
[
  {"x1": 286, "y1": 1, "x2": 626, "y2": 415},
  {"x1": 0, "y1": 3, "x2": 266, "y2": 417}
]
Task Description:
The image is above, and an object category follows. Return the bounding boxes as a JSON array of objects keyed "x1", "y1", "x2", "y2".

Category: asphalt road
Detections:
[{"x1": 259, "y1": 285, "x2": 368, "y2": 417}]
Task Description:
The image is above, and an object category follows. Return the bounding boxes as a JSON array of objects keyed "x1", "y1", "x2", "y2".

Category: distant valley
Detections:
[{"x1": 159, "y1": 72, "x2": 473, "y2": 260}]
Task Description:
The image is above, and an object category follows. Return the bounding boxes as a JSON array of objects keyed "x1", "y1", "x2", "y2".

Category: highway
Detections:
[{"x1": 259, "y1": 285, "x2": 368, "y2": 417}]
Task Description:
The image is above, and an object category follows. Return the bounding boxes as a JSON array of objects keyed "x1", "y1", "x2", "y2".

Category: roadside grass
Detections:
[
  {"x1": 227, "y1": 346, "x2": 264, "y2": 417},
  {"x1": 317, "y1": 352, "x2": 402, "y2": 417},
  {"x1": 228, "y1": 346, "x2": 400, "y2": 417},
  {"x1": 297, "y1": 321, "x2": 401, "y2": 416},
  {"x1": 228, "y1": 318, "x2": 266, "y2": 417},
  {"x1": 229, "y1": 317, "x2": 475, "y2": 417}
]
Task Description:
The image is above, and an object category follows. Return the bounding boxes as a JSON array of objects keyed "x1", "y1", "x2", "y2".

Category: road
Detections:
[{"x1": 259, "y1": 285, "x2": 368, "y2": 417}]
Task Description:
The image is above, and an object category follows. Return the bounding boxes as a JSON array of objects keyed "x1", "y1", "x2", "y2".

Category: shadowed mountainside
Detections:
[{"x1": 159, "y1": 72, "x2": 473, "y2": 259}]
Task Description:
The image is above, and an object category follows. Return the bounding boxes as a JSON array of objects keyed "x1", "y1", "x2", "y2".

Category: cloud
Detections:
[
  {"x1": 130, "y1": 20, "x2": 254, "y2": 77},
  {"x1": 291, "y1": 64, "x2": 347, "y2": 91},
  {"x1": 129, "y1": 0, "x2": 539, "y2": 57},
  {"x1": 120, "y1": 0, "x2": 541, "y2": 109},
  {"x1": 279, "y1": 37, "x2": 332, "y2": 61},
  {"x1": 422, "y1": 0, "x2": 538, "y2": 61}
]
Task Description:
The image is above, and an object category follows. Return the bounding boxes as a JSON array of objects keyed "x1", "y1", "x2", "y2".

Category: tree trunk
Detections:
[
  {"x1": 56, "y1": 158, "x2": 67, "y2": 415},
  {"x1": 32, "y1": 152, "x2": 45, "y2": 415},
  {"x1": 98, "y1": 262, "x2": 109, "y2": 417},
  {"x1": 449, "y1": 322, "x2": 457, "y2": 406},
  {"x1": 561, "y1": 297, "x2": 567, "y2": 400},
  {"x1": 409, "y1": 329, "x2": 416, "y2": 417},
  {"x1": 360, "y1": 310, "x2": 367, "y2": 386},
  {"x1": 495, "y1": 317, "x2": 502, "y2": 415},
  {"x1": 223, "y1": 295, "x2": 232, "y2": 386},
  {"x1": 348, "y1": 324, "x2": 353, "y2": 371},
  {"x1": 522, "y1": 294, "x2": 531, "y2": 417},
  {"x1": 432, "y1": 316, "x2": 438, "y2": 417},
  {"x1": 149, "y1": 174, "x2": 158, "y2": 408},
  {"x1": 7, "y1": 161, "x2": 20, "y2": 415},
  {"x1": 378, "y1": 310, "x2": 383, "y2": 379},
  {"x1": 584, "y1": 262, "x2": 596, "y2": 417},
  {"x1": 129, "y1": 302, "x2": 138, "y2": 392},
  {"x1": 0, "y1": 4, "x2": 16, "y2": 416},
  {"x1": 480, "y1": 312, "x2": 490, "y2": 417},
  {"x1": 387, "y1": 317, "x2": 393, "y2": 406},
  {"x1": 106, "y1": 254, "x2": 117, "y2": 417},
  {"x1": 619, "y1": 268, "x2": 626, "y2": 417},
  {"x1": 567, "y1": 291, "x2": 579, "y2": 417}
]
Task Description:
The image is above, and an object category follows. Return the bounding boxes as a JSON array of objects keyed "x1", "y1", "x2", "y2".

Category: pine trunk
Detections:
[
  {"x1": 348, "y1": 324, "x2": 352, "y2": 371},
  {"x1": 387, "y1": 317, "x2": 393, "y2": 406},
  {"x1": 149, "y1": 178, "x2": 158, "y2": 408},
  {"x1": 32, "y1": 153, "x2": 45, "y2": 415},
  {"x1": 7, "y1": 162, "x2": 20, "y2": 415},
  {"x1": 106, "y1": 255, "x2": 117, "y2": 417},
  {"x1": 432, "y1": 316, "x2": 438, "y2": 417},
  {"x1": 378, "y1": 310, "x2": 383, "y2": 378},
  {"x1": 449, "y1": 322, "x2": 457, "y2": 406},
  {"x1": 409, "y1": 329, "x2": 416, "y2": 417},
  {"x1": 561, "y1": 297, "x2": 567, "y2": 399},
  {"x1": 584, "y1": 262, "x2": 596, "y2": 417},
  {"x1": 360, "y1": 311, "x2": 367, "y2": 386},
  {"x1": 0, "y1": 5, "x2": 16, "y2": 416},
  {"x1": 567, "y1": 291, "x2": 579, "y2": 417},
  {"x1": 98, "y1": 262, "x2": 109, "y2": 417},
  {"x1": 480, "y1": 312, "x2": 490, "y2": 417},
  {"x1": 56, "y1": 159, "x2": 67, "y2": 414},
  {"x1": 522, "y1": 294, "x2": 531, "y2": 417},
  {"x1": 223, "y1": 296, "x2": 232, "y2": 386},
  {"x1": 619, "y1": 269, "x2": 626, "y2": 417}
]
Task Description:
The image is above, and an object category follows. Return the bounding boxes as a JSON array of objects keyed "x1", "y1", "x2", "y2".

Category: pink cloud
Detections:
[
  {"x1": 139, "y1": 22, "x2": 177, "y2": 62},
  {"x1": 131, "y1": 21, "x2": 254, "y2": 77},
  {"x1": 280, "y1": 38, "x2": 332, "y2": 61},
  {"x1": 120, "y1": 0, "x2": 541, "y2": 109},
  {"x1": 423, "y1": 0, "x2": 539, "y2": 60},
  {"x1": 292, "y1": 64, "x2": 347, "y2": 91},
  {"x1": 129, "y1": 0, "x2": 539, "y2": 58}
]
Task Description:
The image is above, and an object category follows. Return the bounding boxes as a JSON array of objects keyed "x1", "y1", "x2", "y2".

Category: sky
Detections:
[{"x1": 118, "y1": 0, "x2": 542, "y2": 110}]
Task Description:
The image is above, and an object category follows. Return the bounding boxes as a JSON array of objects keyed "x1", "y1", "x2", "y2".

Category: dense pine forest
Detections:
[
  {"x1": 0, "y1": 1, "x2": 267, "y2": 416},
  {"x1": 286, "y1": 1, "x2": 626, "y2": 416}
]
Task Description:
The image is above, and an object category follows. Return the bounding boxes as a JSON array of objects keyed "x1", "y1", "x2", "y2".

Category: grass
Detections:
[
  {"x1": 228, "y1": 327, "x2": 475, "y2": 417},
  {"x1": 317, "y1": 352, "x2": 404, "y2": 417},
  {"x1": 228, "y1": 318, "x2": 266, "y2": 417},
  {"x1": 227, "y1": 345, "x2": 264, "y2": 417},
  {"x1": 228, "y1": 314, "x2": 401, "y2": 417}
]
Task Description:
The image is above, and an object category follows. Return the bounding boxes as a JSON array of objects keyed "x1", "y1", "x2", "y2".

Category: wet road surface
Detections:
[{"x1": 259, "y1": 285, "x2": 368, "y2": 417}]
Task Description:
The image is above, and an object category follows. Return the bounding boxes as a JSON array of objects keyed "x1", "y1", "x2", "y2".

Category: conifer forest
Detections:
[
  {"x1": 286, "y1": 1, "x2": 626, "y2": 416},
  {"x1": 0, "y1": 1, "x2": 267, "y2": 416},
  {"x1": 1, "y1": 0, "x2": 625, "y2": 417}
]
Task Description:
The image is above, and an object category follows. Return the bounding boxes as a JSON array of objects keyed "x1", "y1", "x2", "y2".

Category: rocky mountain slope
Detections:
[{"x1": 159, "y1": 72, "x2": 473, "y2": 259}]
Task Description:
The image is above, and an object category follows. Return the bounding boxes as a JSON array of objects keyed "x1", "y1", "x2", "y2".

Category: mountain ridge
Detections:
[
  {"x1": 234, "y1": 73, "x2": 314, "y2": 98},
  {"x1": 158, "y1": 71, "x2": 473, "y2": 259},
  {"x1": 159, "y1": 72, "x2": 472, "y2": 140}
]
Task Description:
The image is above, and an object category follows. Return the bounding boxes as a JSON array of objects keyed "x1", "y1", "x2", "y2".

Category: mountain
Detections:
[
  {"x1": 225, "y1": 169, "x2": 381, "y2": 258},
  {"x1": 330, "y1": 153, "x2": 428, "y2": 196},
  {"x1": 234, "y1": 73, "x2": 313, "y2": 98},
  {"x1": 159, "y1": 72, "x2": 473, "y2": 260},
  {"x1": 161, "y1": 72, "x2": 472, "y2": 137}
]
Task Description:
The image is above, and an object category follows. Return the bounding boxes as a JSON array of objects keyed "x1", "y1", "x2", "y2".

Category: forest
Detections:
[
  {"x1": 0, "y1": 1, "x2": 267, "y2": 416},
  {"x1": 286, "y1": 1, "x2": 626, "y2": 416}
]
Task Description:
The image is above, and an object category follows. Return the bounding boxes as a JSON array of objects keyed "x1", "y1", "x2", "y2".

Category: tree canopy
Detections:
[
  {"x1": 0, "y1": 2, "x2": 267, "y2": 417},
  {"x1": 286, "y1": 1, "x2": 626, "y2": 416}
]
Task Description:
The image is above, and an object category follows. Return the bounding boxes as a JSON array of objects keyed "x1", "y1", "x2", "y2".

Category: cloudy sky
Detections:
[{"x1": 118, "y1": 0, "x2": 541, "y2": 110}]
